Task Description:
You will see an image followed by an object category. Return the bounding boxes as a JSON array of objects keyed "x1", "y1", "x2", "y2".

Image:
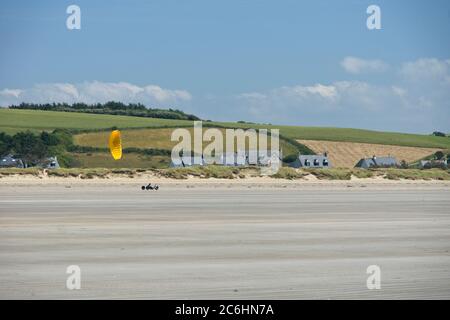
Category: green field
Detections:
[
  {"x1": 73, "y1": 128, "x2": 300, "y2": 156},
  {"x1": 0, "y1": 109, "x2": 193, "y2": 134},
  {"x1": 1, "y1": 108, "x2": 449, "y2": 149},
  {"x1": 215, "y1": 122, "x2": 450, "y2": 149}
]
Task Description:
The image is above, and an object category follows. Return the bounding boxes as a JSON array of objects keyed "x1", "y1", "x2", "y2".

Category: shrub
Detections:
[
  {"x1": 400, "y1": 160, "x2": 409, "y2": 169},
  {"x1": 282, "y1": 154, "x2": 298, "y2": 164},
  {"x1": 271, "y1": 167, "x2": 306, "y2": 180},
  {"x1": 435, "y1": 151, "x2": 445, "y2": 160},
  {"x1": 305, "y1": 168, "x2": 352, "y2": 180}
]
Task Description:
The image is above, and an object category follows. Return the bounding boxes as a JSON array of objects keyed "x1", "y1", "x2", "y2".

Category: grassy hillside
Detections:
[
  {"x1": 215, "y1": 122, "x2": 450, "y2": 149},
  {"x1": 0, "y1": 109, "x2": 193, "y2": 134},
  {"x1": 74, "y1": 128, "x2": 299, "y2": 156},
  {"x1": 1, "y1": 108, "x2": 449, "y2": 149}
]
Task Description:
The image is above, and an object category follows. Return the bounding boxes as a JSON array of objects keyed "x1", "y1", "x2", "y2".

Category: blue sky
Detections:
[{"x1": 0, "y1": 0, "x2": 449, "y2": 133}]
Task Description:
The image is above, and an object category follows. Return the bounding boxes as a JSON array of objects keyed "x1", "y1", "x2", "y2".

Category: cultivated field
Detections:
[{"x1": 299, "y1": 139, "x2": 442, "y2": 168}]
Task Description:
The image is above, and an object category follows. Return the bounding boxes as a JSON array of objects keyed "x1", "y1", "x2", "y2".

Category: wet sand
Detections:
[{"x1": 0, "y1": 181, "x2": 449, "y2": 299}]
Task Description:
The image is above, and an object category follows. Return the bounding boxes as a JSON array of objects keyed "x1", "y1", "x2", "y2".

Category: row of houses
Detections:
[
  {"x1": 171, "y1": 151, "x2": 449, "y2": 169},
  {"x1": 0, "y1": 154, "x2": 60, "y2": 169},
  {"x1": 170, "y1": 151, "x2": 395, "y2": 169},
  {"x1": 293, "y1": 155, "x2": 449, "y2": 169},
  {"x1": 3, "y1": 151, "x2": 447, "y2": 170},
  {"x1": 170, "y1": 150, "x2": 282, "y2": 167},
  {"x1": 288, "y1": 154, "x2": 402, "y2": 169}
]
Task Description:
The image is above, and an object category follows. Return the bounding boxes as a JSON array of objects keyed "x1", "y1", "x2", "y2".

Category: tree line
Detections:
[{"x1": 9, "y1": 102, "x2": 201, "y2": 121}]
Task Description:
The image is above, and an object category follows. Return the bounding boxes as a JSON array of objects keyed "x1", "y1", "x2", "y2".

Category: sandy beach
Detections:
[
  {"x1": 2, "y1": 171, "x2": 450, "y2": 187},
  {"x1": 1, "y1": 178, "x2": 450, "y2": 299}
]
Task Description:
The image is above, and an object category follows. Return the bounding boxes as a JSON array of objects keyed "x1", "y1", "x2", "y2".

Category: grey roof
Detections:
[
  {"x1": 0, "y1": 154, "x2": 24, "y2": 168},
  {"x1": 289, "y1": 154, "x2": 331, "y2": 168},
  {"x1": 355, "y1": 156, "x2": 398, "y2": 168},
  {"x1": 35, "y1": 156, "x2": 60, "y2": 169},
  {"x1": 44, "y1": 156, "x2": 60, "y2": 169}
]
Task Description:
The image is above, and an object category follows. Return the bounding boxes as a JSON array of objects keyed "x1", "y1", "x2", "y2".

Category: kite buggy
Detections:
[{"x1": 141, "y1": 183, "x2": 159, "y2": 191}]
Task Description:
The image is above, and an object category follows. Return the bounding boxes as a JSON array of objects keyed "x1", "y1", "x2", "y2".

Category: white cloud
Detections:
[
  {"x1": 278, "y1": 84, "x2": 338, "y2": 101},
  {"x1": 0, "y1": 88, "x2": 23, "y2": 98},
  {"x1": 0, "y1": 81, "x2": 192, "y2": 107},
  {"x1": 239, "y1": 81, "x2": 386, "y2": 111},
  {"x1": 391, "y1": 86, "x2": 407, "y2": 97},
  {"x1": 237, "y1": 92, "x2": 267, "y2": 100},
  {"x1": 234, "y1": 58, "x2": 450, "y2": 132},
  {"x1": 341, "y1": 56, "x2": 388, "y2": 74},
  {"x1": 1, "y1": 58, "x2": 448, "y2": 133},
  {"x1": 400, "y1": 58, "x2": 450, "y2": 83}
]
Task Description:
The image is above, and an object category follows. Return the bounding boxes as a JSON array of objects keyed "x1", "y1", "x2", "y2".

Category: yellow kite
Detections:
[{"x1": 109, "y1": 130, "x2": 122, "y2": 160}]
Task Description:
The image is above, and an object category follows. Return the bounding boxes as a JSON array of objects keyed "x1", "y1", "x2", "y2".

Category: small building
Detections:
[
  {"x1": 45, "y1": 156, "x2": 60, "y2": 169},
  {"x1": 0, "y1": 154, "x2": 24, "y2": 168},
  {"x1": 355, "y1": 156, "x2": 398, "y2": 169},
  {"x1": 288, "y1": 154, "x2": 331, "y2": 169},
  {"x1": 419, "y1": 159, "x2": 448, "y2": 169},
  {"x1": 38, "y1": 156, "x2": 60, "y2": 169}
]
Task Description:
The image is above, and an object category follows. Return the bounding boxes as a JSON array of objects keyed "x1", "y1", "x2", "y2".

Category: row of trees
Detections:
[
  {"x1": 0, "y1": 130, "x2": 74, "y2": 167},
  {"x1": 10, "y1": 102, "x2": 201, "y2": 121}
]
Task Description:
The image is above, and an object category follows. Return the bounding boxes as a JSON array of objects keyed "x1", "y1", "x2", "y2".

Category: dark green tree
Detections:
[
  {"x1": 0, "y1": 132, "x2": 13, "y2": 156},
  {"x1": 40, "y1": 131, "x2": 60, "y2": 146},
  {"x1": 12, "y1": 131, "x2": 48, "y2": 166}
]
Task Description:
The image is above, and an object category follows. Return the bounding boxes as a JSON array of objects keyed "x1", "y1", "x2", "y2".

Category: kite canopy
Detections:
[{"x1": 109, "y1": 130, "x2": 122, "y2": 160}]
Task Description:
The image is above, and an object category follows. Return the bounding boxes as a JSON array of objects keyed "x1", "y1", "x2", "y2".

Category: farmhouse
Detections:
[
  {"x1": 288, "y1": 154, "x2": 331, "y2": 168},
  {"x1": 0, "y1": 154, "x2": 24, "y2": 168},
  {"x1": 419, "y1": 159, "x2": 448, "y2": 169},
  {"x1": 355, "y1": 156, "x2": 398, "y2": 169},
  {"x1": 39, "y1": 156, "x2": 60, "y2": 169}
]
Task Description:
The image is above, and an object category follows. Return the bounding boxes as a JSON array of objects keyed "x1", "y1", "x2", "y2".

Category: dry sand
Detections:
[{"x1": 1, "y1": 171, "x2": 450, "y2": 187}]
